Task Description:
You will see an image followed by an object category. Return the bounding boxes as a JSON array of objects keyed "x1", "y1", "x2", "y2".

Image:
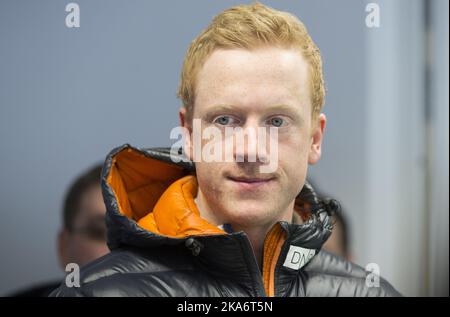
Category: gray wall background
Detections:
[{"x1": 0, "y1": 0, "x2": 448, "y2": 296}]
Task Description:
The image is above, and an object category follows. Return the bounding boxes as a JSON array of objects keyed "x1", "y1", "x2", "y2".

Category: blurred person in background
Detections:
[
  {"x1": 322, "y1": 209, "x2": 351, "y2": 261},
  {"x1": 57, "y1": 164, "x2": 109, "y2": 268},
  {"x1": 308, "y1": 179, "x2": 352, "y2": 261},
  {"x1": 9, "y1": 164, "x2": 108, "y2": 297}
]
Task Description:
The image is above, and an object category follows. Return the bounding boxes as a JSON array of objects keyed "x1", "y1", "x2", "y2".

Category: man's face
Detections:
[
  {"x1": 58, "y1": 185, "x2": 109, "y2": 268},
  {"x1": 182, "y1": 47, "x2": 325, "y2": 228}
]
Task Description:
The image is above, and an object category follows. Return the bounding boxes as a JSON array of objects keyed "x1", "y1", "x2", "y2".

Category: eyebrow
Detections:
[
  {"x1": 265, "y1": 104, "x2": 303, "y2": 117},
  {"x1": 205, "y1": 104, "x2": 244, "y2": 114},
  {"x1": 204, "y1": 104, "x2": 304, "y2": 121}
]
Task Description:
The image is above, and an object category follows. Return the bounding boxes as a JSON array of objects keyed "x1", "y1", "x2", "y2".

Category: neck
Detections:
[
  {"x1": 195, "y1": 191, "x2": 295, "y2": 268},
  {"x1": 230, "y1": 223, "x2": 273, "y2": 267}
]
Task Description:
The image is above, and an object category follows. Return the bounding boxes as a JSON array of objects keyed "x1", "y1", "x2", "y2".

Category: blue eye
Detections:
[
  {"x1": 269, "y1": 117, "x2": 284, "y2": 127},
  {"x1": 214, "y1": 116, "x2": 236, "y2": 126}
]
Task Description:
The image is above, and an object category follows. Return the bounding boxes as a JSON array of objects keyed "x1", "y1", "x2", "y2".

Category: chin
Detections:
[{"x1": 220, "y1": 201, "x2": 275, "y2": 227}]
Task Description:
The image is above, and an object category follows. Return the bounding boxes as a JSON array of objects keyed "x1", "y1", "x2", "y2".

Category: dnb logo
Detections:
[{"x1": 283, "y1": 245, "x2": 316, "y2": 270}]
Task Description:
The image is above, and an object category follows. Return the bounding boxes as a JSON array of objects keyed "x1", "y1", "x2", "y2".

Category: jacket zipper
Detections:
[
  {"x1": 235, "y1": 234, "x2": 267, "y2": 297},
  {"x1": 262, "y1": 224, "x2": 286, "y2": 297}
]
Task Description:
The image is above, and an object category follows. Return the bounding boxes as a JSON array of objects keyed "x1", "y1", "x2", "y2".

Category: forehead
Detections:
[{"x1": 195, "y1": 47, "x2": 310, "y2": 111}]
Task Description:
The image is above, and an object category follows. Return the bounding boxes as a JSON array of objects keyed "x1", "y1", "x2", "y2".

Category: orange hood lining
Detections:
[{"x1": 106, "y1": 148, "x2": 225, "y2": 238}]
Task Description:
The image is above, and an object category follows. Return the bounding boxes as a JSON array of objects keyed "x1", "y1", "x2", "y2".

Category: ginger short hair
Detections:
[{"x1": 177, "y1": 2, "x2": 325, "y2": 122}]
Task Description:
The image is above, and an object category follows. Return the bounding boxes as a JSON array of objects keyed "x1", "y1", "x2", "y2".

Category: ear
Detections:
[
  {"x1": 179, "y1": 107, "x2": 194, "y2": 161},
  {"x1": 308, "y1": 113, "x2": 326, "y2": 165},
  {"x1": 57, "y1": 229, "x2": 70, "y2": 270}
]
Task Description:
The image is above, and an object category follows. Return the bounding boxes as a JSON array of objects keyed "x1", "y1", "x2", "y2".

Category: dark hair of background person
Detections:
[
  {"x1": 63, "y1": 164, "x2": 103, "y2": 231},
  {"x1": 332, "y1": 208, "x2": 350, "y2": 257},
  {"x1": 307, "y1": 178, "x2": 351, "y2": 259}
]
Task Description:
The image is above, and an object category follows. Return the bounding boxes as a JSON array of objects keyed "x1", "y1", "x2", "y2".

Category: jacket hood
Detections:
[{"x1": 101, "y1": 144, "x2": 337, "y2": 251}]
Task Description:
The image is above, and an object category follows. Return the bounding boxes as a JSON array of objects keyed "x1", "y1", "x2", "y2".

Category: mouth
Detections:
[{"x1": 226, "y1": 175, "x2": 276, "y2": 190}]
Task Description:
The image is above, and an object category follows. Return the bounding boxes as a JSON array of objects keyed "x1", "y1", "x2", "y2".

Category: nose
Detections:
[{"x1": 232, "y1": 120, "x2": 269, "y2": 164}]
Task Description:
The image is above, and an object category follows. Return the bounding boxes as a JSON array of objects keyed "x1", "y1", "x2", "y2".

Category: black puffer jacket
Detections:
[{"x1": 51, "y1": 145, "x2": 400, "y2": 297}]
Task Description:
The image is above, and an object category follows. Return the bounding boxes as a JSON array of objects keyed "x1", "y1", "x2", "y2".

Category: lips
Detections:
[
  {"x1": 228, "y1": 177, "x2": 273, "y2": 183},
  {"x1": 226, "y1": 175, "x2": 276, "y2": 190}
]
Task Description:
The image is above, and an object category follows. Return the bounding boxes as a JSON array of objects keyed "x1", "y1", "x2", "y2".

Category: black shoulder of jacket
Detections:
[
  {"x1": 49, "y1": 247, "x2": 203, "y2": 297},
  {"x1": 302, "y1": 250, "x2": 402, "y2": 297}
]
